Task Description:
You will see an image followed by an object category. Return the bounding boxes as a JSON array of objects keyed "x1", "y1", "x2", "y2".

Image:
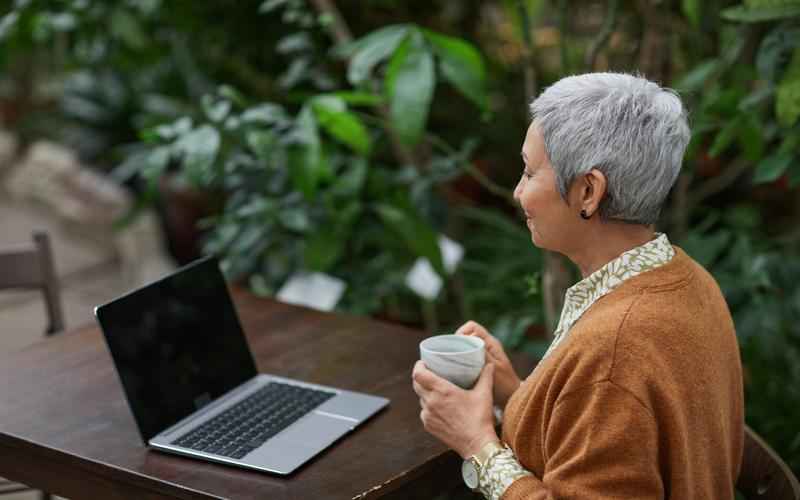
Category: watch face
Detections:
[{"x1": 462, "y1": 459, "x2": 479, "y2": 490}]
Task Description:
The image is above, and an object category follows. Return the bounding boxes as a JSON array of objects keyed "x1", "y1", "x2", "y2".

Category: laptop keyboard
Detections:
[{"x1": 171, "y1": 382, "x2": 336, "y2": 459}]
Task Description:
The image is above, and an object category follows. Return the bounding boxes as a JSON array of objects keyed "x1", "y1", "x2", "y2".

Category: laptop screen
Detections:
[{"x1": 96, "y1": 256, "x2": 258, "y2": 443}]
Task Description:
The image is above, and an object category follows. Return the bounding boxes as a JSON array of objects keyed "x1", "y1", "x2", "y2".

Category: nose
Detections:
[{"x1": 513, "y1": 178, "x2": 522, "y2": 202}]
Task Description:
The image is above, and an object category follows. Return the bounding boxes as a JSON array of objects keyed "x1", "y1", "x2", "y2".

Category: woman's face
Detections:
[{"x1": 514, "y1": 123, "x2": 580, "y2": 253}]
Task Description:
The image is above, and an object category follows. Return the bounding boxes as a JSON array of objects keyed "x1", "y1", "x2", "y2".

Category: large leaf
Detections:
[
  {"x1": 0, "y1": 12, "x2": 19, "y2": 40},
  {"x1": 674, "y1": 59, "x2": 720, "y2": 93},
  {"x1": 385, "y1": 30, "x2": 435, "y2": 147},
  {"x1": 424, "y1": 30, "x2": 487, "y2": 110},
  {"x1": 708, "y1": 117, "x2": 742, "y2": 157},
  {"x1": 346, "y1": 24, "x2": 409, "y2": 85},
  {"x1": 330, "y1": 157, "x2": 368, "y2": 197},
  {"x1": 311, "y1": 97, "x2": 371, "y2": 155},
  {"x1": 375, "y1": 202, "x2": 444, "y2": 275},
  {"x1": 754, "y1": 152, "x2": 793, "y2": 183},
  {"x1": 288, "y1": 107, "x2": 327, "y2": 199},
  {"x1": 776, "y1": 49, "x2": 800, "y2": 127},
  {"x1": 756, "y1": 26, "x2": 800, "y2": 81},
  {"x1": 110, "y1": 8, "x2": 146, "y2": 50},
  {"x1": 682, "y1": 0, "x2": 702, "y2": 28},
  {"x1": 722, "y1": 4, "x2": 800, "y2": 23},
  {"x1": 737, "y1": 115, "x2": 765, "y2": 162}
]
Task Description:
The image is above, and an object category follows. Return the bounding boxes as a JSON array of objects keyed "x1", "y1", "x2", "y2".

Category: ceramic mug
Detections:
[{"x1": 419, "y1": 334, "x2": 485, "y2": 389}]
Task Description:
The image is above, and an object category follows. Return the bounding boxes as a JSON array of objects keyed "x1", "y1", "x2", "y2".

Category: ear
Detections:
[{"x1": 577, "y1": 168, "x2": 607, "y2": 217}]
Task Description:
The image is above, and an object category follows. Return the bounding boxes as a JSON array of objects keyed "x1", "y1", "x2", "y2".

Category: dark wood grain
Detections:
[{"x1": 0, "y1": 290, "x2": 537, "y2": 500}]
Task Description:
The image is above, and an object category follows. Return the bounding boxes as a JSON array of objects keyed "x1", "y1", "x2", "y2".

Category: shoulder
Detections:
[{"x1": 549, "y1": 247, "x2": 735, "y2": 401}]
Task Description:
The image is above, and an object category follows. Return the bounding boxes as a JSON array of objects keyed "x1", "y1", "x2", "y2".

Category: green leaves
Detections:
[
  {"x1": 173, "y1": 125, "x2": 221, "y2": 186},
  {"x1": 754, "y1": 151, "x2": 793, "y2": 183},
  {"x1": 311, "y1": 97, "x2": 371, "y2": 155},
  {"x1": 776, "y1": 49, "x2": 800, "y2": 127},
  {"x1": 386, "y1": 31, "x2": 435, "y2": 147},
  {"x1": 375, "y1": 201, "x2": 444, "y2": 275},
  {"x1": 304, "y1": 201, "x2": 361, "y2": 272},
  {"x1": 674, "y1": 59, "x2": 720, "y2": 93},
  {"x1": 709, "y1": 116, "x2": 742, "y2": 157},
  {"x1": 110, "y1": 8, "x2": 147, "y2": 50},
  {"x1": 343, "y1": 24, "x2": 489, "y2": 146},
  {"x1": 722, "y1": 4, "x2": 800, "y2": 23},
  {"x1": 425, "y1": 30, "x2": 488, "y2": 110},
  {"x1": 756, "y1": 25, "x2": 800, "y2": 81},
  {"x1": 289, "y1": 106, "x2": 327, "y2": 199},
  {"x1": 682, "y1": 0, "x2": 702, "y2": 28},
  {"x1": 346, "y1": 24, "x2": 410, "y2": 85}
]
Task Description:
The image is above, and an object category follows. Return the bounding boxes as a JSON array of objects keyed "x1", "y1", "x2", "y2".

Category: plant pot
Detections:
[{"x1": 157, "y1": 175, "x2": 221, "y2": 265}]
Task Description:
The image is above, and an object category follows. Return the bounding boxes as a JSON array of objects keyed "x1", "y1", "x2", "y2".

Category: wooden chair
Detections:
[
  {"x1": 737, "y1": 425, "x2": 800, "y2": 500},
  {"x1": 0, "y1": 231, "x2": 63, "y2": 500}
]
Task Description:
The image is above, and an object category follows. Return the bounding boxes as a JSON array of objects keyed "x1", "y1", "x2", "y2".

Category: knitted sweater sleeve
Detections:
[{"x1": 501, "y1": 380, "x2": 663, "y2": 500}]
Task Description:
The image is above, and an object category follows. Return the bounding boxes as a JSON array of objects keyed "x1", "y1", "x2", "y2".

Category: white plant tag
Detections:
[
  {"x1": 405, "y1": 258, "x2": 443, "y2": 300},
  {"x1": 439, "y1": 235, "x2": 464, "y2": 274},
  {"x1": 276, "y1": 272, "x2": 346, "y2": 311}
]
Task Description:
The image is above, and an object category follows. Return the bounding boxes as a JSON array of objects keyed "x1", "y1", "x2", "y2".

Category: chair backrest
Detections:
[
  {"x1": 736, "y1": 425, "x2": 800, "y2": 500},
  {"x1": 0, "y1": 231, "x2": 64, "y2": 335}
]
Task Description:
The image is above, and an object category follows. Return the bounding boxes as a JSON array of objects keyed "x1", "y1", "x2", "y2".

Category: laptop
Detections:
[{"x1": 95, "y1": 256, "x2": 389, "y2": 475}]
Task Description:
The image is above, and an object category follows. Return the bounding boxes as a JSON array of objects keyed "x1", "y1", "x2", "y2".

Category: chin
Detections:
[
  {"x1": 529, "y1": 230, "x2": 544, "y2": 249},
  {"x1": 529, "y1": 229, "x2": 553, "y2": 252}
]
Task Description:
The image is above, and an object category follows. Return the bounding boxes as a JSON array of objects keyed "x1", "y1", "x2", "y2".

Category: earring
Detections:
[{"x1": 580, "y1": 209, "x2": 591, "y2": 220}]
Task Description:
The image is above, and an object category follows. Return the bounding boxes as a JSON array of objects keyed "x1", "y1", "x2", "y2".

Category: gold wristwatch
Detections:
[{"x1": 462, "y1": 440, "x2": 505, "y2": 491}]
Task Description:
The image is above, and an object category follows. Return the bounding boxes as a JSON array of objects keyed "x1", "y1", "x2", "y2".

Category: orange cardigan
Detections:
[{"x1": 501, "y1": 247, "x2": 744, "y2": 499}]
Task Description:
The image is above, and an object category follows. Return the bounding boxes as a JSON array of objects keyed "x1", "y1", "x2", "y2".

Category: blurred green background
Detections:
[{"x1": 1, "y1": 0, "x2": 799, "y2": 483}]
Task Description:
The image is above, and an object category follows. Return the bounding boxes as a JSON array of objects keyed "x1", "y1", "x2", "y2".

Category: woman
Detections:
[{"x1": 412, "y1": 72, "x2": 744, "y2": 499}]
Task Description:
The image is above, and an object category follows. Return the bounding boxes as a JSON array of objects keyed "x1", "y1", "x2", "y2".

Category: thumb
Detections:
[{"x1": 476, "y1": 363, "x2": 494, "y2": 393}]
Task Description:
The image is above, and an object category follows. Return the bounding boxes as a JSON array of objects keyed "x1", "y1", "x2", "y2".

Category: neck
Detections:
[{"x1": 568, "y1": 222, "x2": 656, "y2": 278}]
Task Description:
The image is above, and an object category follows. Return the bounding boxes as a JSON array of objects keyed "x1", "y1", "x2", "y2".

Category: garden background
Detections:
[{"x1": 2, "y1": 0, "x2": 799, "y2": 481}]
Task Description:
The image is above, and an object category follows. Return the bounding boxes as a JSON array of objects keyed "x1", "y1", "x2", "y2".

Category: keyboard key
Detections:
[{"x1": 170, "y1": 382, "x2": 336, "y2": 458}]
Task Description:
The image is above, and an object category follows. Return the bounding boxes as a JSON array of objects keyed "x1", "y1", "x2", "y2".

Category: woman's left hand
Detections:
[{"x1": 412, "y1": 360, "x2": 499, "y2": 459}]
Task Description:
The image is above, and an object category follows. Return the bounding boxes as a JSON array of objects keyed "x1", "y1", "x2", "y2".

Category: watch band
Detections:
[{"x1": 472, "y1": 440, "x2": 506, "y2": 470}]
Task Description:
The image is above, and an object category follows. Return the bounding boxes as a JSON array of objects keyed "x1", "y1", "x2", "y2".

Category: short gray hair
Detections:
[{"x1": 530, "y1": 72, "x2": 690, "y2": 225}]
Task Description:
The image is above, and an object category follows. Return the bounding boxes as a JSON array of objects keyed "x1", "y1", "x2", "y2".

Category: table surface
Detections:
[{"x1": 0, "y1": 290, "x2": 536, "y2": 500}]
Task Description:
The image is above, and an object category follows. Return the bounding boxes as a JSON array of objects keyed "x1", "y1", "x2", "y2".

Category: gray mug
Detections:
[{"x1": 419, "y1": 334, "x2": 485, "y2": 389}]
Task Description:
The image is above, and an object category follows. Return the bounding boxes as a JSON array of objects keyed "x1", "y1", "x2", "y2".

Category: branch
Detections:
[
  {"x1": 516, "y1": 0, "x2": 538, "y2": 102},
  {"x1": 309, "y1": 0, "x2": 353, "y2": 46},
  {"x1": 557, "y1": 0, "x2": 570, "y2": 74},
  {"x1": 584, "y1": 0, "x2": 620, "y2": 71},
  {"x1": 356, "y1": 110, "x2": 516, "y2": 203}
]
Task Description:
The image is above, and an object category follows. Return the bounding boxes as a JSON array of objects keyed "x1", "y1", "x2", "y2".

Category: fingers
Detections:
[
  {"x1": 455, "y1": 320, "x2": 488, "y2": 339},
  {"x1": 412, "y1": 380, "x2": 429, "y2": 399},
  {"x1": 412, "y1": 360, "x2": 441, "y2": 391},
  {"x1": 456, "y1": 321, "x2": 504, "y2": 357},
  {"x1": 475, "y1": 363, "x2": 495, "y2": 393}
]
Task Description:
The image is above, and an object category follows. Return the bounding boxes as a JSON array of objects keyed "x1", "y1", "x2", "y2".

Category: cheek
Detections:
[{"x1": 519, "y1": 183, "x2": 543, "y2": 213}]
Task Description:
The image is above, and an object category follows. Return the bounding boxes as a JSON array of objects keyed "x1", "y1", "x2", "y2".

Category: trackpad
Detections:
[{"x1": 280, "y1": 412, "x2": 353, "y2": 448}]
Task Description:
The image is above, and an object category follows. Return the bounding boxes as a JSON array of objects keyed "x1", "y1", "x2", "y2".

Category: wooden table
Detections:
[{"x1": 0, "y1": 291, "x2": 536, "y2": 500}]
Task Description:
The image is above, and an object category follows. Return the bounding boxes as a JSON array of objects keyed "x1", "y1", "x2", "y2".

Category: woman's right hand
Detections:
[{"x1": 455, "y1": 321, "x2": 521, "y2": 408}]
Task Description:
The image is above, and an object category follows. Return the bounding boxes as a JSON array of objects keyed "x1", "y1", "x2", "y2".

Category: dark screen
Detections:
[{"x1": 96, "y1": 257, "x2": 258, "y2": 443}]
